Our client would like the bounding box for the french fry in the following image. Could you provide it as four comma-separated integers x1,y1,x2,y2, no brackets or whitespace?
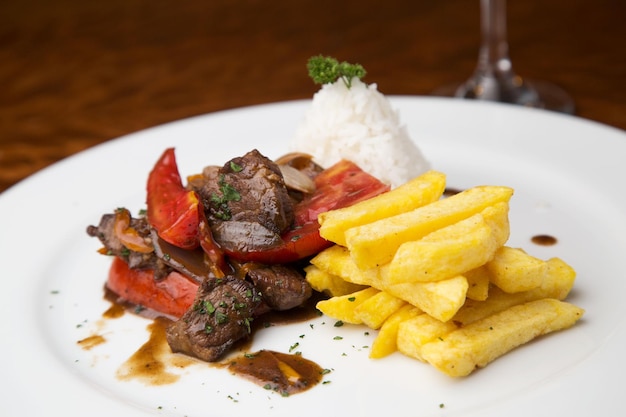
370,304,422,359
453,257,576,325
487,246,547,293
318,170,447,246
310,245,377,286
464,266,491,301
386,203,510,284
384,275,469,322
420,299,585,377
304,265,368,297
539,257,577,300
315,287,380,324
345,185,513,269
480,201,511,248
396,314,458,362
354,291,406,329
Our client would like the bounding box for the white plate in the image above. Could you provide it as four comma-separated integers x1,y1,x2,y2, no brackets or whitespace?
1,97,624,417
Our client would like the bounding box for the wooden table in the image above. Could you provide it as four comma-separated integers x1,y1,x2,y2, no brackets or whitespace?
1,0,624,194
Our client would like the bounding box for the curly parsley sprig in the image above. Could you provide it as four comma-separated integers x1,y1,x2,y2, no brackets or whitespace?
307,55,366,88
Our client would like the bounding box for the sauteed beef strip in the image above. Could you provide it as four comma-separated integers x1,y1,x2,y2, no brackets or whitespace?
86,213,172,279
166,275,262,362
191,149,296,253
247,265,312,311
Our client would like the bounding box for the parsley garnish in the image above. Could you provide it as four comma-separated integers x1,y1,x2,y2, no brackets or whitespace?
216,311,229,324
210,174,241,220
194,300,216,315
307,55,366,88
229,161,243,172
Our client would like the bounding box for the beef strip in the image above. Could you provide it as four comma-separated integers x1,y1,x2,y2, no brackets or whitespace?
192,149,295,253
166,275,262,362
246,264,312,311
86,212,172,279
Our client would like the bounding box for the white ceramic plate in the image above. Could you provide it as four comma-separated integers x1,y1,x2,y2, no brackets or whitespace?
1,97,624,417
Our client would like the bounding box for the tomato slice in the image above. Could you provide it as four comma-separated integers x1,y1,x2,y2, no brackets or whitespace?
224,160,390,264
106,256,197,318
147,148,201,249
295,159,391,224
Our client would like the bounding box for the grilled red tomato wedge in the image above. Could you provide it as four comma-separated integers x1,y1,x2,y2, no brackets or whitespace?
295,159,391,224
107,256,197,318
146,148,201,250
224,159,390,264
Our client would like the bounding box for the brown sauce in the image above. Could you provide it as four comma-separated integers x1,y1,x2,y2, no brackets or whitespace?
221,350,326,396
97,288,328,394
102,300,126,319
531,234,558,246
115,316,196,386
77,334,106,350
443,187,462,197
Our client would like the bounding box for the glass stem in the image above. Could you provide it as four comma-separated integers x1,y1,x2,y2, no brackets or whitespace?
457,0,539,104
479,0,513,80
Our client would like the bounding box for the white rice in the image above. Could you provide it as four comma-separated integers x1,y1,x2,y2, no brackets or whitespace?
290,78,430,188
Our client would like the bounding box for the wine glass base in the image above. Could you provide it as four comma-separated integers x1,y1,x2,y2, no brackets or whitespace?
432,79,575,115
524,80,575,115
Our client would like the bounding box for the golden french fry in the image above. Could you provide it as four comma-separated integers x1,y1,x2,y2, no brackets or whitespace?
318,170,447,246
370,304,422,359
387,203,509,284
396,314,458,362
453,257,576,325
354,291,406,329
539,257,577,300
304,265,368,297
345,185,513,269
384,275,469,322
480,201,511,248
310,245,377,286
420,299,585,377
315,287,380,324
464,266,491,301
487,246,547,293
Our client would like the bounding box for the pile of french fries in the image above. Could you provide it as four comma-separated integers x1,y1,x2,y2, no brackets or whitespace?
306,170,584,377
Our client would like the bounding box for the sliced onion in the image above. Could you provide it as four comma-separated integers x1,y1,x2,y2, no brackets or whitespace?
113,208,154,253
274,152,314,168
279,164,316,194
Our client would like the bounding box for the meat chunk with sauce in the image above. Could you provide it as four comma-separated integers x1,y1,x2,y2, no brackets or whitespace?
247,264,312,311
191,149,295,254
166,275,262,362
86,211,172,279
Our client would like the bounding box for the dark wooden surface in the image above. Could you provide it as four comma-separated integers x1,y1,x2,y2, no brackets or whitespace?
1,0,624,193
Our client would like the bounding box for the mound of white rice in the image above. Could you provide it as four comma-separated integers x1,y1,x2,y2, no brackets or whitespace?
290,78,430,188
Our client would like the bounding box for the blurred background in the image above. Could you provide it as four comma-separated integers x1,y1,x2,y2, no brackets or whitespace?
1,0,624,193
